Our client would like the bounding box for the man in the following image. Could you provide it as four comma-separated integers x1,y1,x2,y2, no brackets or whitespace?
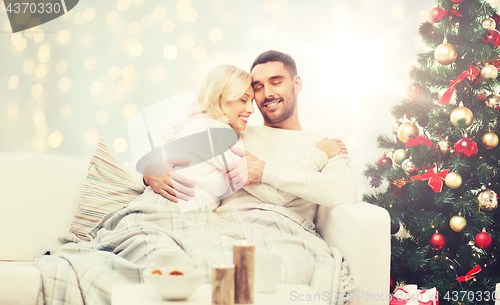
144,50,357,226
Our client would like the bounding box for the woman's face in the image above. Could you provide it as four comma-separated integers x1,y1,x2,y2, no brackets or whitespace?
227,85,254,131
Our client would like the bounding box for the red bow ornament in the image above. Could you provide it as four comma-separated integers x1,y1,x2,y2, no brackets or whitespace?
411,169,450,193
406,136,435,148
438,65,481,104
432,9,462,24
456,265,481,282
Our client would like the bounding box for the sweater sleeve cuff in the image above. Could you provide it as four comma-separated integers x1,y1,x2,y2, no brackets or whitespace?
305,148,329,171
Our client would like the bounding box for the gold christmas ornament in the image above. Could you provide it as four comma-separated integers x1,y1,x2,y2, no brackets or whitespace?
392,149,408,165
450,103,473,127
397,122,419,143
401,159,416,173
434,39,457,65
482,131,499,149
482,17,496,30
445,172,462,189
477,189,498,210
481,65,499,80
438,139,450,154
485,94,500,110
450,215,467,232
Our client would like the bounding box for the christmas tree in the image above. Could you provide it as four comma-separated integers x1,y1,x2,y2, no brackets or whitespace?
363,0,500,304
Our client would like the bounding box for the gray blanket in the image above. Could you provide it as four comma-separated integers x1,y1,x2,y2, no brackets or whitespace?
35,187,340,305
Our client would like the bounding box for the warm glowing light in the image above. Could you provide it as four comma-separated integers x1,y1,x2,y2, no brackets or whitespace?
152,6,167,21
177,0,191,12
31,84,43,98
23,59,35,74
263,0,278,13
15,38,27,51
11,33,22,45
34,64,47,78
128,22,142,35
220,11,234,23
212,0,225,11
123,103,138,118
85,129,100,145
108,65,121,80
33,112,45,127
149,66,166,82
117,0,131,11
8,76,19,89
106,11,119,24
48,131,63,148
60,105,72,119
84,8,96,21
4,20,10,32
141,15,154,28
178,35,195,50
7,102,18,121
58,29,71,44
390,2,404,19
56,60,68,74
114,90,127,103
131,0,144,4
96,109,109,124
113,138,127,153
59,77,72,92
33,30,45,43
129,43,143,57
74,12,85,25
121,65,136,80
184,9,199,22
209,28,223,42
192,47,206,61
163,45,178,59
90,81,104,96
85,57,97,70
161,19,175,33
38,44,51,63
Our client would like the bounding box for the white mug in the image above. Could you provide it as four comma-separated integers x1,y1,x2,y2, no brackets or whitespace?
153,250,190,268
255,252,282,293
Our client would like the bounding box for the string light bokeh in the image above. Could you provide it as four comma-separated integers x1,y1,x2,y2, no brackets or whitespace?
3,0,500,195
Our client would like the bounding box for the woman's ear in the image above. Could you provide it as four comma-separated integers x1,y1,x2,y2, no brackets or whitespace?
293,75,302,94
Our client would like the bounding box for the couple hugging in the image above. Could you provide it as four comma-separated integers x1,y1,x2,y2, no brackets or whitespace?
141,50,358,227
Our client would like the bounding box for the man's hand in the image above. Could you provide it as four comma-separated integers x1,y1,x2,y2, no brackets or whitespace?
227,147,266,188
315,137,348,159
143,158,195,203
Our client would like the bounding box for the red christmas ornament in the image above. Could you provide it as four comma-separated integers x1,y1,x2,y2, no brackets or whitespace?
492,14,500,31
377,156,393,170
429,233,446,250
390,277,396,293
474,232,492,249
454,137,478,157
429,7,444,23
451,0,464,3
482,30,500,49
406,83,422,100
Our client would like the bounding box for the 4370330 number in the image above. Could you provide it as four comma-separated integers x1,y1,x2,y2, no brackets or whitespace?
5,2,62,14
443,290,497,302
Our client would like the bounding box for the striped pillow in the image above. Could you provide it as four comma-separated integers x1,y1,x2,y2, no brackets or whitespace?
69,139,145,241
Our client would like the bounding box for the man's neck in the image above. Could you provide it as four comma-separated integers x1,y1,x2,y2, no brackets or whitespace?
263,118,302,130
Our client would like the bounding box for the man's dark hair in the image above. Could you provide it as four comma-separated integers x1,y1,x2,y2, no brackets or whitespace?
250,50,297,78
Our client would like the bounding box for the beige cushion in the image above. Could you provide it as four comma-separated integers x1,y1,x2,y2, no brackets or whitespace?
0,153,89,261
69,139,145,241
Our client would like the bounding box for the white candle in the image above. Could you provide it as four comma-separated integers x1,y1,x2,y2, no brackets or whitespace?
212,263,235,305
233,240,255,304
495,283,500,305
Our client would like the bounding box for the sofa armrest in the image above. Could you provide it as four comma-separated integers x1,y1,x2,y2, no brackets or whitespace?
315,202,390,305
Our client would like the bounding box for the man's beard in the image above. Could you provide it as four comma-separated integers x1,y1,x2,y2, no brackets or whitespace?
260,94,296,124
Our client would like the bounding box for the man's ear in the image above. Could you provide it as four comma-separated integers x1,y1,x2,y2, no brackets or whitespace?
293,75,302,94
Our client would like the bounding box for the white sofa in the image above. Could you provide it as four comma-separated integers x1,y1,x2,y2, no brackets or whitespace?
0,152,391,305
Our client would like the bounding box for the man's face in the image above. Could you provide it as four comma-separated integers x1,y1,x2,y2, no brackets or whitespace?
251,61,298,124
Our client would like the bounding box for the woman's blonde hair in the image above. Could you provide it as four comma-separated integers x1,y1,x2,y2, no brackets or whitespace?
160,65,251,143
197,65,252,124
